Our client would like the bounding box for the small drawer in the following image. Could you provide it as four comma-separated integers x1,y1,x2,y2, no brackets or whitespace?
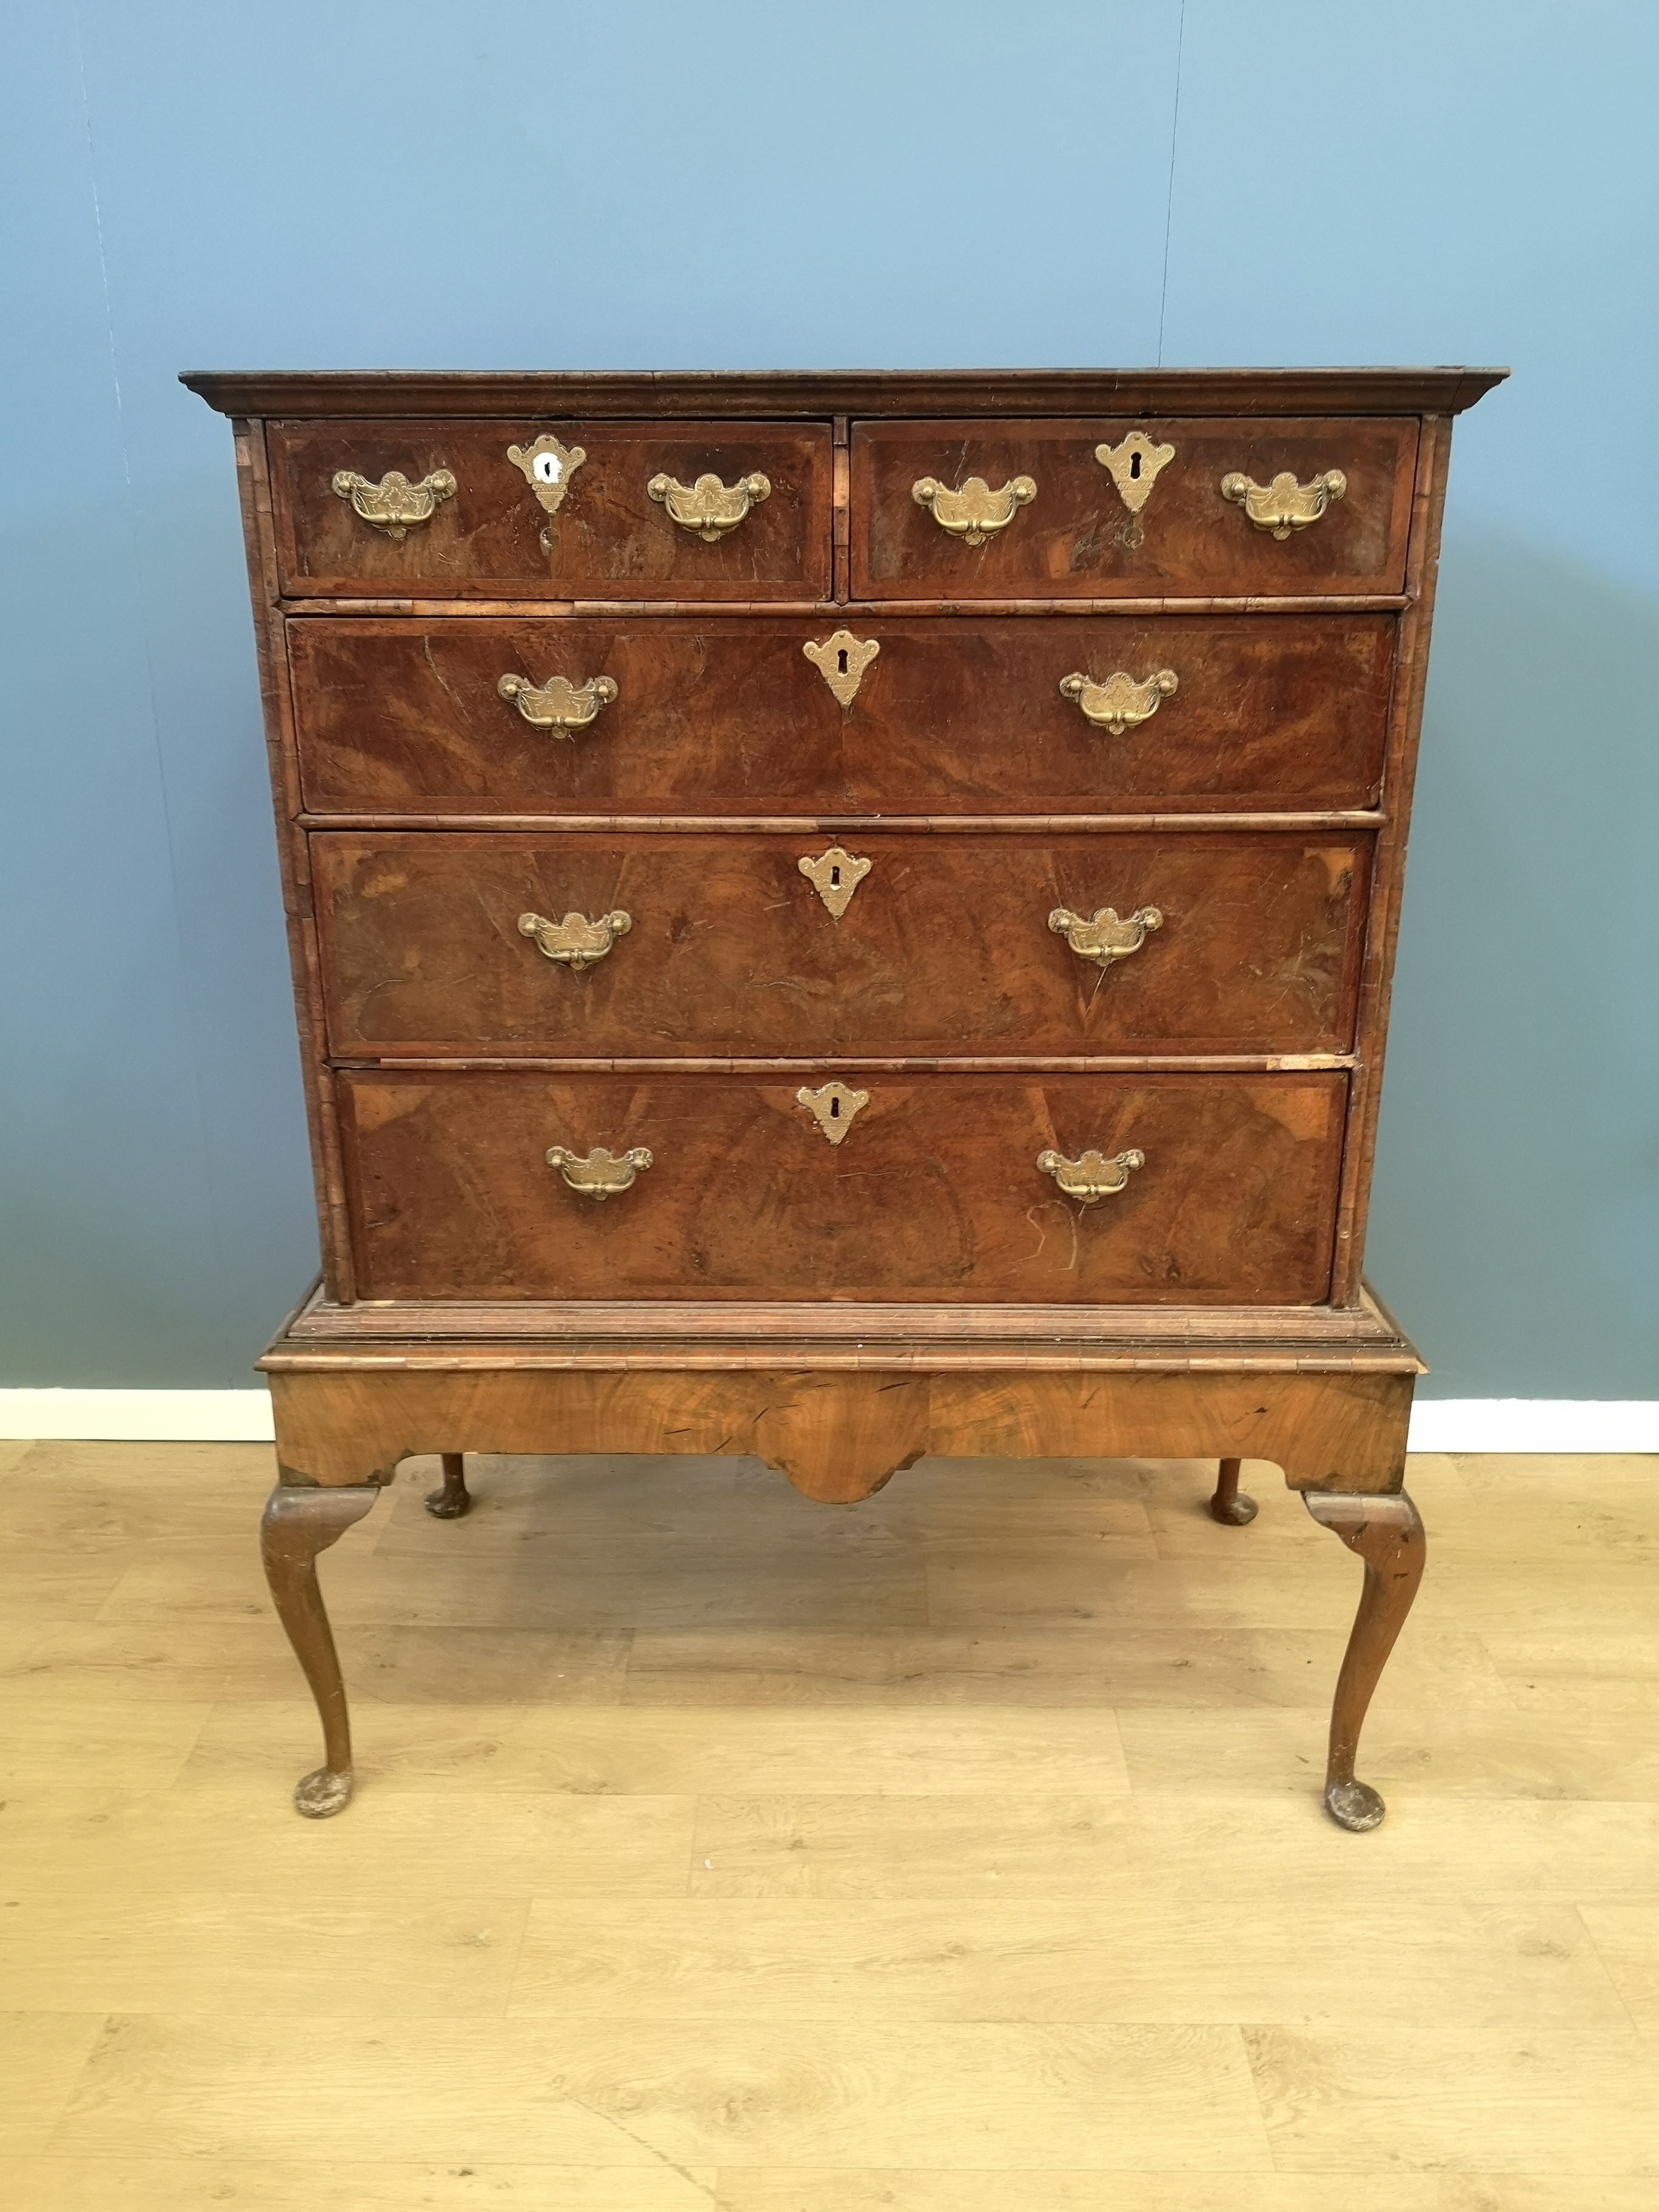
314,830,1371,1059
336,1068,1347,1304
290,612,1395,816
268,418,833,600
851,417,1418,598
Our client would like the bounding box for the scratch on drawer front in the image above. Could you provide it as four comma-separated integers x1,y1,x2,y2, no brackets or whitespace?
422,634,463,705
1027,1201,1080,1275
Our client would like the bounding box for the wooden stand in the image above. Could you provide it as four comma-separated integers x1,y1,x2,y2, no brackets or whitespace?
181,367,1495,1845
258,1282,1424,1831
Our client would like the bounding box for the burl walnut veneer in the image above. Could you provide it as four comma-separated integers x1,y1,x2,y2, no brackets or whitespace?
184,366,1504,1826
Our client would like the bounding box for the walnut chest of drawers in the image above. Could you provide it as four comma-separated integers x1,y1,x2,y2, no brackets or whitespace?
185,366,1504,1824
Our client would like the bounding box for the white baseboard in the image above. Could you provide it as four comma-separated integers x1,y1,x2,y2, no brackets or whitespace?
1404,1400,1659,1453
0,1389,1655,1453
0,1389,276,1441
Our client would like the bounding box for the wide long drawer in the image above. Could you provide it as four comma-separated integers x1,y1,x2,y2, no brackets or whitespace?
315,830,1370,1058
335,1068,1346,1304
853,416,1418,598
289,612,1396,816
269,418,833,600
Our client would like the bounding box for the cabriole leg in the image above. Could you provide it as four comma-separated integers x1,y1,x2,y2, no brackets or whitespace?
1208,1456,1258,1525
424,1452,472,1520
1304,1488,1426,1831
260,1482,382,1818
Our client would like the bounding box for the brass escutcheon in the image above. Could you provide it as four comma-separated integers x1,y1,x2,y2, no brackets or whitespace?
1094,431,1175,547
911,473,1036,546
797,1081,870,1146
508,434,586,551
497,671,618,737
803,629,880,707
517,909,632,973
799,845,871,919
331,467,456,538
1048,904,1164,971
1220,468,1347,539
1036,1146,1146,1202
507,432,586,514
1094,432,1176,515
1059,668,1179,736
545,1144,653,1199
648,470,771,541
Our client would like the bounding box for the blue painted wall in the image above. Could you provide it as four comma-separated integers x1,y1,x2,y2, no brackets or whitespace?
3,1,1655,1395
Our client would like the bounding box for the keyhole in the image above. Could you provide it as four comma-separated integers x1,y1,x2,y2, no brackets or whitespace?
535,452,561,484
837,647,849,674
830,1096,840,1118
831,865,841,887
1129,451,1142,479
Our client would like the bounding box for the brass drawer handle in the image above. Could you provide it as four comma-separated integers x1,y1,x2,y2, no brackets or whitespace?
1059,668,1178,736
331,468,456,538
497,671,618,737
1048,903,1163,971
518,909,632,972
545,1144,652,1199
1036,1146,1145,1202
648,470,771,541
911,473,1036,546
1221,468,1347,539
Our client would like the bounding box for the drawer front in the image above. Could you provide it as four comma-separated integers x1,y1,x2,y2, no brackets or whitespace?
269,419,833,600
315,831,1370,1059
337,1069,1346,1304
852,417,1418,598
291,612,1394,815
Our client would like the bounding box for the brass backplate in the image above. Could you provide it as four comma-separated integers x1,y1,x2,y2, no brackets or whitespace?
1059,668,1179,737
798,845,872,919
518,909,632,972
1036,1146,1146,1202
497,671,618,737
1221,468,1347,538
911,473,1036,546
797,1082,870,1145
648,470,771,541
1048,904,1164,971
545,1144,653,1199
803,629,880,707
331,468,456,538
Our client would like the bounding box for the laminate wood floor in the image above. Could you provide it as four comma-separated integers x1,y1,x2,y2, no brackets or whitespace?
1,1439,1655,2208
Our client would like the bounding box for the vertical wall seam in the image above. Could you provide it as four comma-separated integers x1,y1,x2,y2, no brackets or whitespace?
1156,0,1187,367
70,2,236,1377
